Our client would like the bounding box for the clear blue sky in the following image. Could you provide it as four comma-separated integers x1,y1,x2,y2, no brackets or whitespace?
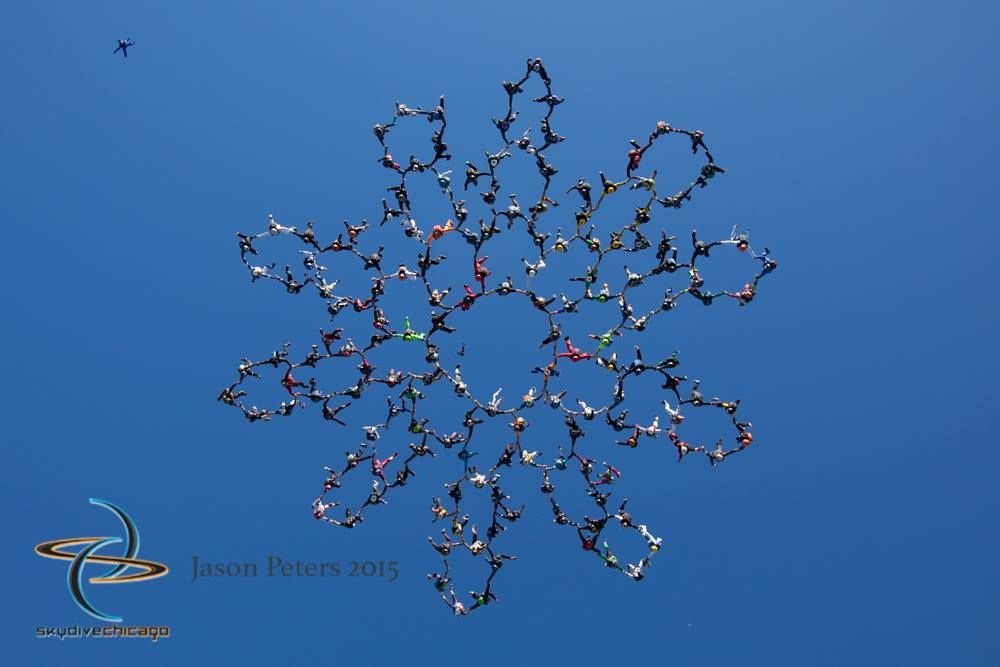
3,1,998,665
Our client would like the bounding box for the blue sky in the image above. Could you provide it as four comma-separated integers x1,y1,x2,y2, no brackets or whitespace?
3,1,998,665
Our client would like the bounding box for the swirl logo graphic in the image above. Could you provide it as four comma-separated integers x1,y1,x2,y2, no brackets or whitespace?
34,499,168,623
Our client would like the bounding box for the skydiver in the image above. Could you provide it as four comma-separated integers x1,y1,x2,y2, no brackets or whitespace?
626,139,645,175
663,400,685,425
707,438,735,466
217,386,246,405
249,262,277,282
322,400,351,426
267,213,297,235
522,256,546,278
691,229,722,260
695,162,726,188
556,337,590,362
606,409,630,432
113,38,135,58
753,247,779,277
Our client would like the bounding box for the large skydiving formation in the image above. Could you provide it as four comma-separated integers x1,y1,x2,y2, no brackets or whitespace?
219,58,778,616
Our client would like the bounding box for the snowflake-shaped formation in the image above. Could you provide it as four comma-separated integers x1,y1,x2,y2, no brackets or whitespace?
219,58,778,616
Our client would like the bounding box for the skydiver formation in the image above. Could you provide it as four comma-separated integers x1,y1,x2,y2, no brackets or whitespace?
220,58,777,616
